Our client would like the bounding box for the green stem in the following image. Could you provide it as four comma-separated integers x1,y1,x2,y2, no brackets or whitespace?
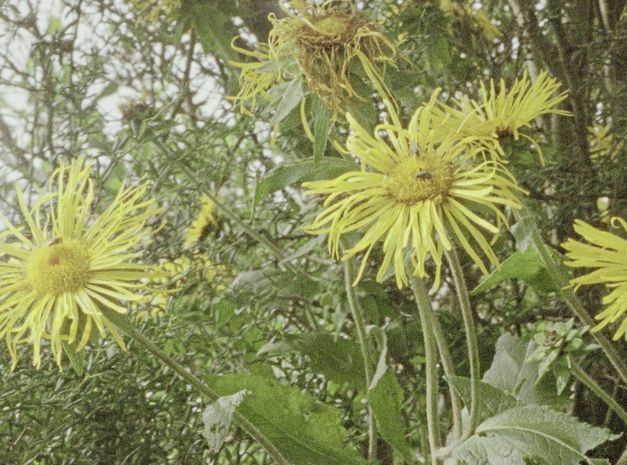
411,275,442,465
102,308,290,465
412,277,463,441
526,217,627,384
567,357,627,425
177,163,309,281
344,258,377,462
444,247,480,438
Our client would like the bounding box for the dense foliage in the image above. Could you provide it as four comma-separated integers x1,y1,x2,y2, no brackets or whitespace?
0,1,625,464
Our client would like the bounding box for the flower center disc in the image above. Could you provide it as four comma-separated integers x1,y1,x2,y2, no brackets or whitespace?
384,156,454,205
298,13,366,47
27,240,91,295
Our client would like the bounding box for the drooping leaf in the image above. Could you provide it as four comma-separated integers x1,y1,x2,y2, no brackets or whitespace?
368,371,412,459
448,376,518,423
311,95,332,161
255,158,358,203
270,78,304,126
206,374,367,465
454,405,619,465
203,390,248,451
472,250,558,294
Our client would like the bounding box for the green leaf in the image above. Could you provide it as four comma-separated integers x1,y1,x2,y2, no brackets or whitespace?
270,78,304,126
311,95,332,161
62,341,85,377
454,405,620,465
368,371,412,459
203,390,248,451
206,374,366,465
255,158,357,203
471,250,559,295
287,332,366,390
482,333,566,407
448,376,519,423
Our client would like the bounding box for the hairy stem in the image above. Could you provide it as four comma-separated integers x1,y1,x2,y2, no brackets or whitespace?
445,247,481,438
412,276,463,441
411,275,442,465
102,308,290,465
568,357,627,425
344,258,378,461
525,217,627,384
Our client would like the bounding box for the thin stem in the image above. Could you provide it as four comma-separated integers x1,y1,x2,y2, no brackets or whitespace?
526,217,627,384
412,276,463,441
567,357,627,425
444,247,480,438
102,308,290,465
344,258,377,462
411,275,441,465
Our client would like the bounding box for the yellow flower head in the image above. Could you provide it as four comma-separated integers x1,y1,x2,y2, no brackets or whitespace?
231,0,396,114
127,0,181,22
0,158,159,369
304,92,523,288
439,0,501,42
562,218,627,340
184,194,218,248
435,71,569,162
588,124,624,161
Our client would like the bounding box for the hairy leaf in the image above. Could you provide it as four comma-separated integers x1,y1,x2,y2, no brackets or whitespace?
454,405,619,465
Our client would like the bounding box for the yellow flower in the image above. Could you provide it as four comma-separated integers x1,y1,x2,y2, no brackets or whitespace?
439,0,501,42
304,92,522,288
434,71,569,161
588,124,623,161
127,0,180,22
0,158,159,368
231,1,396,116
184,194,218,248
562,218,627,340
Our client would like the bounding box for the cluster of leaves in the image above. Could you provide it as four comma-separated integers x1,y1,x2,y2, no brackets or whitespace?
0,0,625,464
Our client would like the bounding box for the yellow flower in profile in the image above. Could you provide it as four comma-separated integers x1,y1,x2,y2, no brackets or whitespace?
434,71,569,161
0,158,159,368
184,194,218,248
304,93,523,288
588,124,623,161
127,0,180,22
562,218,627,340
231,0,396,115
439,0,501,42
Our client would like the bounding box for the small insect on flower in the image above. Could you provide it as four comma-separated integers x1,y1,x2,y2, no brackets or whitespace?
562,217,627,341
231,0,396,119
303,92,523,288
0,158,160,369
433,70,569,163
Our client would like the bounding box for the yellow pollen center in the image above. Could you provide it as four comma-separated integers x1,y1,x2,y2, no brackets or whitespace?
27,240,91,295
384,156,454,205
313,16,353,37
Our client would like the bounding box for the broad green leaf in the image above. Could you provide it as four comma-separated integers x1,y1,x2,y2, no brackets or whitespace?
206,374,366,465
311,95,332,161
448,376,518,423
368,371,412,459
287,332,366,390
472,250,558,295
255,158,358,203
482,333,566,407
203,390,248,451
454,405,619,465
270,78,304,126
